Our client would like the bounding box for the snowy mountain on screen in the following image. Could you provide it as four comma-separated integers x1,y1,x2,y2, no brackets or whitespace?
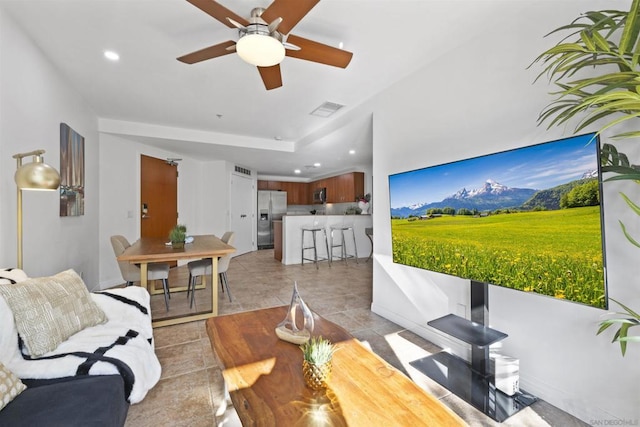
391,179,537,217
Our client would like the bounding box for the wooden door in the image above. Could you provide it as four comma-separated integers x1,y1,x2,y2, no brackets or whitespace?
141,155,178,240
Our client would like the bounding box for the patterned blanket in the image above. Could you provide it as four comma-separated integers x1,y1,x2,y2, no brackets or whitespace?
0,282,161,404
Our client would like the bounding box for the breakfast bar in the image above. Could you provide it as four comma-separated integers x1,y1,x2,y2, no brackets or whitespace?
280,215,372,264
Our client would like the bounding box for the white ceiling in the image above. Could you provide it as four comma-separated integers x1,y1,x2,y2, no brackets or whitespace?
0,0,492,180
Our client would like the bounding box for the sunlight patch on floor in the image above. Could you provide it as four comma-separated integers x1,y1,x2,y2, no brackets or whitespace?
383,331,446,393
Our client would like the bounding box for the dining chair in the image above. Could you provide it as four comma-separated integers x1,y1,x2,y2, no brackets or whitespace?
187,231,235,307
110,235,172,311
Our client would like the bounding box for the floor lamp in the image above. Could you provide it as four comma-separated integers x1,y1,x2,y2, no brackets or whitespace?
13,149,61,270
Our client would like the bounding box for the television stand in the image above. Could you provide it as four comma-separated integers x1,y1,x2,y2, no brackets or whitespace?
409,281,537,422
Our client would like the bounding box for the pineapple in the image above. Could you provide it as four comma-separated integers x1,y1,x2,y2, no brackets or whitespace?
300,336,337,390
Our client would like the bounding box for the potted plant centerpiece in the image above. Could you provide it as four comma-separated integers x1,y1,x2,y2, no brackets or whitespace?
300,336,337,390
169,224,187,249
531,0,640,354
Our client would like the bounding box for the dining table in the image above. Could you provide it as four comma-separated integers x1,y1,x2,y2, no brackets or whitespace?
116,234,235,327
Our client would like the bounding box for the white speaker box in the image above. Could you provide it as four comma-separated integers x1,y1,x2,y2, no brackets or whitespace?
490,354,520,396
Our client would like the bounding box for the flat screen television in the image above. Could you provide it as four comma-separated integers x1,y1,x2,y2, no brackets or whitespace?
388,133,607,309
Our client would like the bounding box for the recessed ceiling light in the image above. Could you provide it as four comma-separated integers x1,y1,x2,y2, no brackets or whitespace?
339,42,344,49
294,169,301,174
313,162,321,167
349,149,356,155
104,50,120,61
275,136,282,141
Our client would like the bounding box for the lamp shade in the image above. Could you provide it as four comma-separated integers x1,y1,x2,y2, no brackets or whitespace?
15,160,61,190
236,34,285,67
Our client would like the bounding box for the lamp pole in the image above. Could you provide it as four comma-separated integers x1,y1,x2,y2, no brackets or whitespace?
16,170,24,270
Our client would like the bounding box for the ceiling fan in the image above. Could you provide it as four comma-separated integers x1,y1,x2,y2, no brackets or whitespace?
177,0,353,90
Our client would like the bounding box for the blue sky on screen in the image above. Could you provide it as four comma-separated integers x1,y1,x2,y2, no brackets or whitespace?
389,133,598,208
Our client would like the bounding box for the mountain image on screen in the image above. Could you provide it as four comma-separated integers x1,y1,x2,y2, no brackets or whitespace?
391,173,598,218
387,132,607,309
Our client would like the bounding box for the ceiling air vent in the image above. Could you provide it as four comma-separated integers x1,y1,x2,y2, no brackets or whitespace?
310,101,344,118
234,165,252,176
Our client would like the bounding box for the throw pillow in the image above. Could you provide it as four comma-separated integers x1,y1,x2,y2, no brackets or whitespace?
0,268,28,285
0,361,26,411
0,269,107,357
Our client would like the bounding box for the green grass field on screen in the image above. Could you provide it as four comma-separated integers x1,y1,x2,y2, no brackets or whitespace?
391,206,606,308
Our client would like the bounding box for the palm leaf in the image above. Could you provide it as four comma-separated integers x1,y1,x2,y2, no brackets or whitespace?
618,336,640,342
619,220,640,248
611,298,640,319
619,0,640,53
620,192,640,216
535,3,640,355
532,0,640,139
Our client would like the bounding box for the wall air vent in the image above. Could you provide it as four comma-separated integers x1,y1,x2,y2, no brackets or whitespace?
310,101,344,118
234,165,252,176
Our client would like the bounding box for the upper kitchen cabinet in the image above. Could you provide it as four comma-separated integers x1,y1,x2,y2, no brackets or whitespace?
258,180,310,205
257,180,281,191
325,172,364,203
280,182,309,205
258,172,364,205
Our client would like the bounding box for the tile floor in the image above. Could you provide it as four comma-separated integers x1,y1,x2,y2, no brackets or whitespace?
124,249,589,427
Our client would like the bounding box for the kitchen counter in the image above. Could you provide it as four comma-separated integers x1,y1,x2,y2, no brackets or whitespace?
281,215,373,265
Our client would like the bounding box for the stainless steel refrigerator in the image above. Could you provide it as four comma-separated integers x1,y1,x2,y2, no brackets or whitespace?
257,190,287,249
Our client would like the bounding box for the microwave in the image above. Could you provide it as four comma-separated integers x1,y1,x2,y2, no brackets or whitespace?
312,187,326,204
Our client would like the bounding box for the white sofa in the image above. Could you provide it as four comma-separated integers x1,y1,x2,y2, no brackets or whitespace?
0,268,161,425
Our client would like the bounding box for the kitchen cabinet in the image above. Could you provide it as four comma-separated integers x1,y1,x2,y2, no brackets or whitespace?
257,180,281,191
322,172,364,203
282,182,309,205
258,180,310,205
259,172,364,205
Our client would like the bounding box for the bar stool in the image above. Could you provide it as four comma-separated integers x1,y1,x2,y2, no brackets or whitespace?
301,218,330,268
365,227,373,262
330,218,358,264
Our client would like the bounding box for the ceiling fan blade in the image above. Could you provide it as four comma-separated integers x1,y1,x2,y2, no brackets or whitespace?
258,64,283,90
177,40,236,64
261,0,320,35
285,34,353,68
186,0,249,28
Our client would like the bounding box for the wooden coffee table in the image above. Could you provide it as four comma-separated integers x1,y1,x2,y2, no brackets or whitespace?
206,306,466,426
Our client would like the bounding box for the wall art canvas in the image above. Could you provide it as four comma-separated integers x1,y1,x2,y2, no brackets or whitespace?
60,123,85,216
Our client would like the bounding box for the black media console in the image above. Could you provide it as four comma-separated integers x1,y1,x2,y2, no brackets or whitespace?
409,281,537,422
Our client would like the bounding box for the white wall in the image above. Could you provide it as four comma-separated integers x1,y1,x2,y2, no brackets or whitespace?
369,1,639,423
0,8,252,291
0,9,100,287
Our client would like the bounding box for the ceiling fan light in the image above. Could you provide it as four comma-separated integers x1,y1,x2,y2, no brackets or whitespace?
236,34,285,67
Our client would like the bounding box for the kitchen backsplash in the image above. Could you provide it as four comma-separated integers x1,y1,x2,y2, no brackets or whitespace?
287,202,368,216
